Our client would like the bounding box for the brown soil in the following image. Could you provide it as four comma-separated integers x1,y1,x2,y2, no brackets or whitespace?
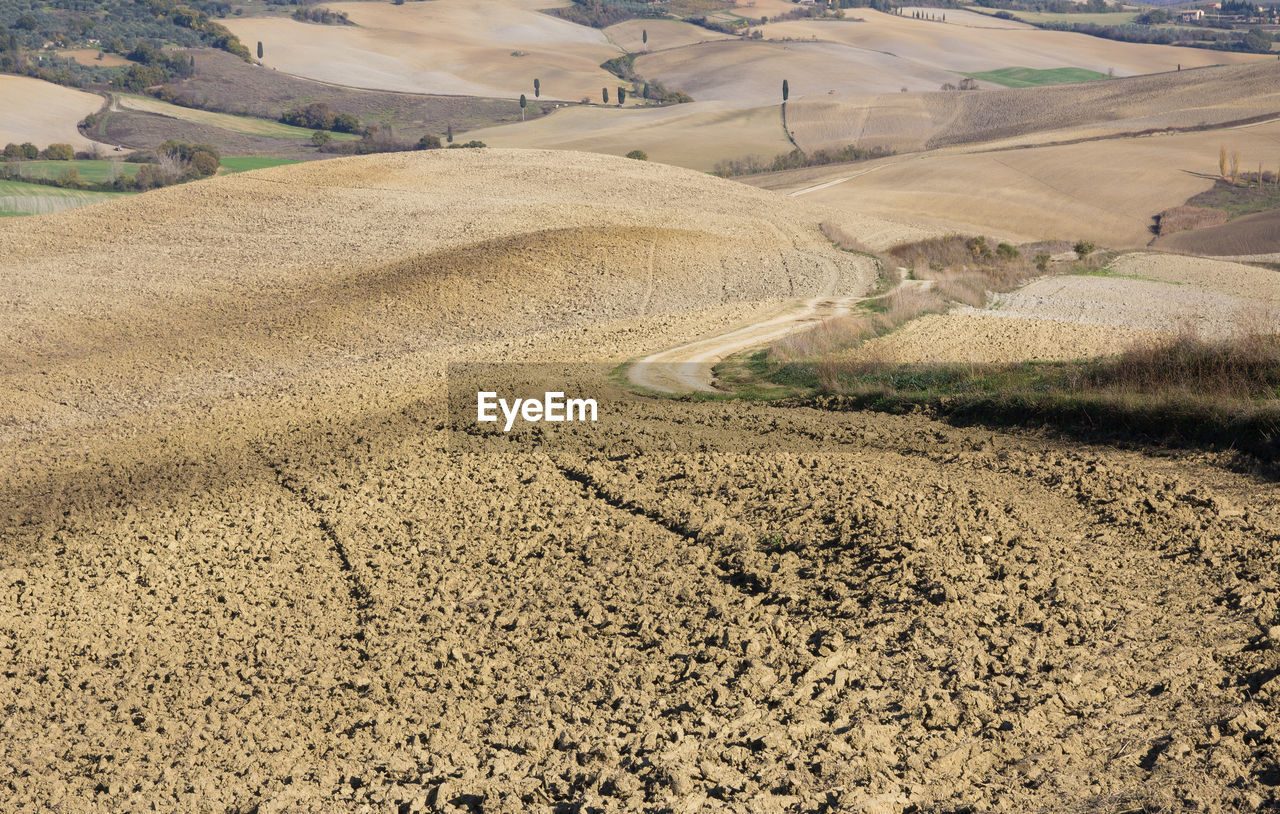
1154,208,1280,257
158,48,545,135
1,151,1277,813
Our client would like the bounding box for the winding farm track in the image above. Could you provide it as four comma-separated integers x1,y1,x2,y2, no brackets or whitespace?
627,294,863,393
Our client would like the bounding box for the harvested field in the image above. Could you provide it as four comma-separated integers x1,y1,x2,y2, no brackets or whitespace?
1154,208,1280,257
225,0,622,100
115,93,359,141
56,48,134,68
757,116,1280,248
83,108,323,157
760,12,1267,81
898,6,1036,28
463,101,795,171
604,19,734,51
983,272,1278,339
849,312,1162,363
1,150,1278,812
778,60,1280,154
160,49,542,134
965,7,1139,26
1109,251,1280,299
634,39,965,99
0,75,105,150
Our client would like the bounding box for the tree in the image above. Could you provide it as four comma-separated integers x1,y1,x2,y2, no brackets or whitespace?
602,87,609,104
533,78,540,98
617,87,625,105
1230,150,1239,184
257,41,263,59
417,134,442,149
782,79,789,102
311,130,332,147
20,143,38,160
642,28,648,46
519,93,527,121
41,143,74,161
332,113,360,134
1219,145,1228,179
2,144,21,159
189,149,219,176
626,149,648,160
446,124,453,143
1073,240,1095,259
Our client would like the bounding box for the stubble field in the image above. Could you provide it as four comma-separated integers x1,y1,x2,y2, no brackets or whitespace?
225,0,622,101
0,151,1277,813
0,75,106,150
751,110,1280,249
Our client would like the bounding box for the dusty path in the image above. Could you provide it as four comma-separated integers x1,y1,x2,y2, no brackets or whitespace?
627,293,863,393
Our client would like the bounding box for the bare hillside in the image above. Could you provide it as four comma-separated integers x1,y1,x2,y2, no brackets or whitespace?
0,151,1276,813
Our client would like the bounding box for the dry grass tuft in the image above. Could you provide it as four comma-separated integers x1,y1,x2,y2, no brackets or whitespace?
1157,205,1228,236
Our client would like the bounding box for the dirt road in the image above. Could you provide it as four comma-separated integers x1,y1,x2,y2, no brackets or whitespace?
627,293,865,393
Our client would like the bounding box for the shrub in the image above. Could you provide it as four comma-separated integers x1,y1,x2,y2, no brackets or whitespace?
311,130,332,147
1073,240,1096,258
282,104,359,134
1156,206,1228,236
965,236,991,259
42,143,74,161
625,149,648,160
1034,253,1051,272
417,134,442,150
332,113,360,134
447,140,487,149
57,167,83,188
134,163,173,190
995,242,1020,260
189,150,219,177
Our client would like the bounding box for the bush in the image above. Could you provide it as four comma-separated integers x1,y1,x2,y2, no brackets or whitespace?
189,149,219,177
1034,253,1051,272
995,242,1020,260
712,143,893,178
282,104,360,134
1073,240,1096,258
625,149,648,160
447,140,487,149
416,134,442,150
40,143,75,161
57,167,84,188
333,113,360,134
311,130,332,147
134,163,173,190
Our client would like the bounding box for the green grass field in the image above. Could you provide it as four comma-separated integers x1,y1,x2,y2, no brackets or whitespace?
13,160,141,184
0,179,131,217
117,94,360,141
965,66,1112,87
218,157,304,173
